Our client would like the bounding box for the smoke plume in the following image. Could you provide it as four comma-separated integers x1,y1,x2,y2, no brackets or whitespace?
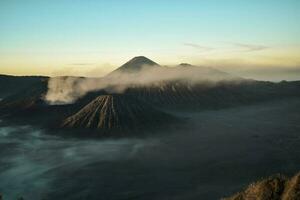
45,65,236,104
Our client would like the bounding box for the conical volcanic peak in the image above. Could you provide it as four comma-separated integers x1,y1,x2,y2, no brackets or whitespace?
112,56,160,74
62,94,175,133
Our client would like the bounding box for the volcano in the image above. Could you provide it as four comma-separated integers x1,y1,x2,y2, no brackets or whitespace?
109,56,160,74
62,94,176,134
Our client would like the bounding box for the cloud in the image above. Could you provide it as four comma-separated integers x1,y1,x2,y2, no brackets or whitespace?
184,43,214,52
184,42,268,53
69,63,95,66
45,65,234,105
195,57,300,81
50,63,115,77
231,42,269,52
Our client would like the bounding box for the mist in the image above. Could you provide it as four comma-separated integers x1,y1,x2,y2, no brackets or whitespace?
0,124,160,200
1,98,300,200
45,65,235,104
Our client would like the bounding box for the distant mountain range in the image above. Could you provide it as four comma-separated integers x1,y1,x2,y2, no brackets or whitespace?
1,56,300,136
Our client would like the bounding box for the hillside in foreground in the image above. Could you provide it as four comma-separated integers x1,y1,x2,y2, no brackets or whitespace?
223,172,300,200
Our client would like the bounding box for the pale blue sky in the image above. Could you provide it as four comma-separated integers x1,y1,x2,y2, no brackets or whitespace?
0,0,299,78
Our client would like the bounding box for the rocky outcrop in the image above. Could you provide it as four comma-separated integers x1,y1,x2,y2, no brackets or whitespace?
223,172,300,200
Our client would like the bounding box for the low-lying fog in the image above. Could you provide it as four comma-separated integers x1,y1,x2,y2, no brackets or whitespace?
1,98,300,200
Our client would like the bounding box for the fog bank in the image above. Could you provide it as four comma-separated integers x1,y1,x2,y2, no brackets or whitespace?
1,98,300,200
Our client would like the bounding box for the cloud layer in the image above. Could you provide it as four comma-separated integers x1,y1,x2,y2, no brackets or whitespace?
231,42,269,52
45,65,234,105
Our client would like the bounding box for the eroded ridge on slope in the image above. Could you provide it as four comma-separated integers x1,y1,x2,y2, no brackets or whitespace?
62,94,176,133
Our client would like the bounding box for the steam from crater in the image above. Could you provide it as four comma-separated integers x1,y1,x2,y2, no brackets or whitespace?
45,64,236,105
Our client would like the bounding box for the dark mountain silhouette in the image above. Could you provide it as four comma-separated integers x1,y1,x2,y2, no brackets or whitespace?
109,56,160,75
62,94,176,134
124,79,300,110
223,172,300,200
0,78,48,112
0,74,47,98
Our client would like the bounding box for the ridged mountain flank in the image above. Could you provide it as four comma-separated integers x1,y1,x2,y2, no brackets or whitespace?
62,94,175,133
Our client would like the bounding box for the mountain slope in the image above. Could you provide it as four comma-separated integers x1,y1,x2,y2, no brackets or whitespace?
124,80,300,110
0,78,48,112
223,172,300,200
62,94,176,134
0,74,48,98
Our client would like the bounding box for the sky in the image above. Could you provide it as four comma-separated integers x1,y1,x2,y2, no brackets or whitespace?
0,0,300,80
